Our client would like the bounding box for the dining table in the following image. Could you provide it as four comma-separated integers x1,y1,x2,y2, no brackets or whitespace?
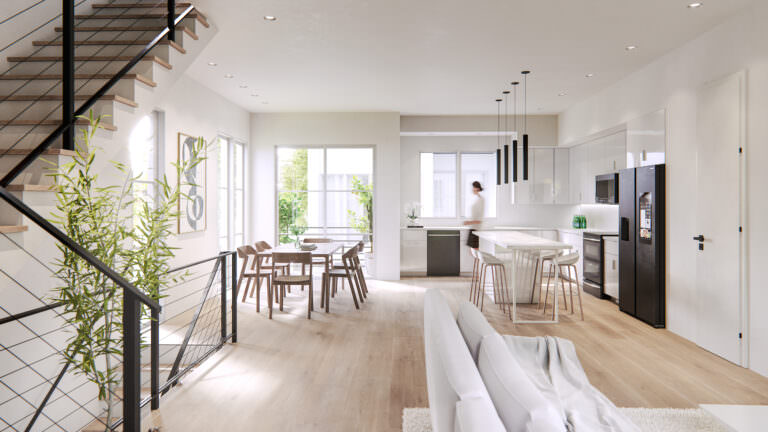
259,242,344,313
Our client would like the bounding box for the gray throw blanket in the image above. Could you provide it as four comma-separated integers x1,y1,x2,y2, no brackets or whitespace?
504,335,641,432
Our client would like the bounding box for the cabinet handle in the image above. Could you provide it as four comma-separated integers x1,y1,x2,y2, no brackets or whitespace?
612,260,616,270
613,160,616,170
642,150,647,161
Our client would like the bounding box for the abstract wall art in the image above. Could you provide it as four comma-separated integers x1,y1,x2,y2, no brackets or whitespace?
178,132,207,234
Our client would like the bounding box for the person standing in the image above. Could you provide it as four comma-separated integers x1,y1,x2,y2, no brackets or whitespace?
464,181,485,249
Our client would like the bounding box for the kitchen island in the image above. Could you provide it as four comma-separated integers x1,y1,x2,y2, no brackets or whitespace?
475,230,572,323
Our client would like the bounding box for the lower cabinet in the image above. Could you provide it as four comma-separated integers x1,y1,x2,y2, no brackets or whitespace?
400,229,427,276
603,237,619,300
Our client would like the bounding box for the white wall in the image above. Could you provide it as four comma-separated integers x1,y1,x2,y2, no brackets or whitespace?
250,112,401,280
559,2,768,376
157,74,250,266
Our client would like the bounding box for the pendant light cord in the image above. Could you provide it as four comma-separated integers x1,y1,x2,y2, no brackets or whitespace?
523,73,527,133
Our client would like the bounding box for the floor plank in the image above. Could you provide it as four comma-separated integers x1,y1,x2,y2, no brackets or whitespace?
146,277,768,431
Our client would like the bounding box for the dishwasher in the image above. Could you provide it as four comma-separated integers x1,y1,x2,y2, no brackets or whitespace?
426,230,460,276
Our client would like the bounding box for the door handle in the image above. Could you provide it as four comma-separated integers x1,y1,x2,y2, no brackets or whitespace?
693,235,705,242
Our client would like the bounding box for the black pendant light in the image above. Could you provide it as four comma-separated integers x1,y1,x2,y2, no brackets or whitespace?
522,70,530,181
495,98,502,186
511,81,519,183
503,90,510,184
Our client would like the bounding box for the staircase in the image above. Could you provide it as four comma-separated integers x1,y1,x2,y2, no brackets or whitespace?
0,1,221,431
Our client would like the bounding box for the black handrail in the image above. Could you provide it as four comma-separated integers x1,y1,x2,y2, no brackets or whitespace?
0,3,195,186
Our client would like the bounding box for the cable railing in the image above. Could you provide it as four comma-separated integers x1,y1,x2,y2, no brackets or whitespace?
0,1,219,431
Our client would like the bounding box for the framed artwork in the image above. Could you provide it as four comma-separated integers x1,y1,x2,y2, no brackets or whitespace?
177,132,207,234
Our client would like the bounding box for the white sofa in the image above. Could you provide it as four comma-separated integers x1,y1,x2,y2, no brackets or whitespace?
423,289,639,432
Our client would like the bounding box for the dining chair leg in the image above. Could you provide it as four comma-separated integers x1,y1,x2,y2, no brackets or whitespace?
256,277,261,313
351,269,365,304
501,265,512,320
308,282,313,319
268,281,273,319
279,285,284,312
542,263,554,313
346,272,360,309
357,267,368,298
325,274,330,313
240,276,250,302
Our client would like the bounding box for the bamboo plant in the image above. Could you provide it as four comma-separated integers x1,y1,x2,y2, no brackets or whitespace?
49,112,205,430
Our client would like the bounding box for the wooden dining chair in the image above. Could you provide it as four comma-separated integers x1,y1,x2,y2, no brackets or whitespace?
236,246,272,312
271,252,314,319
352,241,368,298
323,246,361,312
303,237,334,272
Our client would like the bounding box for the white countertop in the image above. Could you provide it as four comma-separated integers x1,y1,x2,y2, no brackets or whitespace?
475,230,572,250
402,226,618,236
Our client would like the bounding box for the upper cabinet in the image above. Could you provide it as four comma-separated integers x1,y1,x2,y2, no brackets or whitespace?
627,109,666,167
568,130,627,204
512,147,570,205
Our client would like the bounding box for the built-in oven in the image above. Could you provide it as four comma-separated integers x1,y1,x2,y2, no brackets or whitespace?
595,173,619,204
582,233,605,298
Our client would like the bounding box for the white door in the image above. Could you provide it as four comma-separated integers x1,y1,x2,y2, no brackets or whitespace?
694,72,745,366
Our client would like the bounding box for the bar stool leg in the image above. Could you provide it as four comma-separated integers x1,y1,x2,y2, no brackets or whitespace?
529,258,539,303
470,258,478,302
542,263,553,314
479,265,487,311
567,266,575,315
574,266,584,320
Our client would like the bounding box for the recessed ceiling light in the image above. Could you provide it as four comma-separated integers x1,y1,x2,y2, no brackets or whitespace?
264,15,277,21
688,2,703,8
625,45,637,51
224,73,234,79
262,101,269,104
239,84,248,88
251,94,259,97
558,92,568,97
585,73,594,78
207,61,217,67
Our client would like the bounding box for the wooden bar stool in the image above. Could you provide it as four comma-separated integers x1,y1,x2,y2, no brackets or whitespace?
530,250,557,305
469,248,481,305
324,246,361,312
476,252,509,313
542,252,583,320
271,252,314,319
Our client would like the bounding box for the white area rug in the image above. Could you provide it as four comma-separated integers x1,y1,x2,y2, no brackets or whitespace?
402,407,731,432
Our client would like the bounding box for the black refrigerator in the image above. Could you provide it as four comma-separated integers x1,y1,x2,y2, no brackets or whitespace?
618,164,665,328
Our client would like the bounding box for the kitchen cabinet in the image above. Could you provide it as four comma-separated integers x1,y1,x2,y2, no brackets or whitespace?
400,229,427,275
627,109,665,167
603,237,619,300
513,148,569,205
531,148,554,204
554,148,570,204
568,131,627,204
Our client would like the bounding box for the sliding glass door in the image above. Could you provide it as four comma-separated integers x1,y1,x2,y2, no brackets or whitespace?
277,147,373,250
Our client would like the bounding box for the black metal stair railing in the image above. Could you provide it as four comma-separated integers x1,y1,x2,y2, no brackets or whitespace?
0,1,224,431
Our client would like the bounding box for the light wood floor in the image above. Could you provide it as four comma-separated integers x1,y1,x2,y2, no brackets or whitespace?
146,277,768,431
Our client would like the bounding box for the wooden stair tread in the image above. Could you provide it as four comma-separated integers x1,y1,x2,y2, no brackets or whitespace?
32,39,186,54
0,148,76,156
0,73,157,87
0,94,138,107
0,226,28,234
93,2,192,8
7,55,172,70
6,184,55,192
54,25,198,40
0,119,117,131
75,12,209,27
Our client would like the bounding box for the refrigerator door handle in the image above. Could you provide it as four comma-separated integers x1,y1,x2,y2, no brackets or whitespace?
620,217,630,241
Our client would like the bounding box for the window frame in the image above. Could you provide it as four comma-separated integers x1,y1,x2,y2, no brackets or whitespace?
274,145,375,245
418,150,497,220
218,135,246,252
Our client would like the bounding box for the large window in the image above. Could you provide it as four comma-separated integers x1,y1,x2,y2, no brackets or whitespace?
129,111,161,224
460,153,496,218
218,137,245,251
277,147,373,246
419,151,496,218
420,153,457,218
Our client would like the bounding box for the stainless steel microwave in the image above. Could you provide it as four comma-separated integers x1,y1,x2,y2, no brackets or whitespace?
595,173,619,204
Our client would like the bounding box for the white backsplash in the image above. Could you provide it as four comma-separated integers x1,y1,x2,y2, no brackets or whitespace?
576,204,620,231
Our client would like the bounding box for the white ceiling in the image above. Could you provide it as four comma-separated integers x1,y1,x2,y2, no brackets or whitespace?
188,0,752,115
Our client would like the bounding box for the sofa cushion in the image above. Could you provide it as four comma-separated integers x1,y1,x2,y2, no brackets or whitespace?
477,333,567,432
457,301,496,363
423,289,505,432
454,397,507,432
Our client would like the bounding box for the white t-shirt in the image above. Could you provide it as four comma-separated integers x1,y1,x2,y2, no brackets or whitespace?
469,194,485,230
